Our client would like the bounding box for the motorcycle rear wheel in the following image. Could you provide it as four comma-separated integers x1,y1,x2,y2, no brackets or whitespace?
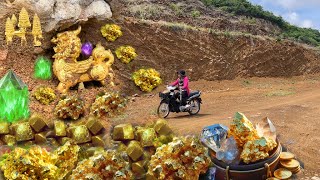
188,99,201,115
157,102,170,118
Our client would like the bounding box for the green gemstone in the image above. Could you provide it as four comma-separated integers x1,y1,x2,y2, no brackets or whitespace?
0,70,30,122
34,56,52,80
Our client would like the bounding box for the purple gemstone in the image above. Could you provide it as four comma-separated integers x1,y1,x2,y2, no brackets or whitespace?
81,42,93,56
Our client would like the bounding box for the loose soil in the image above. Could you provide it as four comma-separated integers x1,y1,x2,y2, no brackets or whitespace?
120,75,320,178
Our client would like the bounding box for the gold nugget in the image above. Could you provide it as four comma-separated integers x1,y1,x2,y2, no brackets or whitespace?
12,121,34,142
0,122,10,134
68,125,91,144
228,112,260,147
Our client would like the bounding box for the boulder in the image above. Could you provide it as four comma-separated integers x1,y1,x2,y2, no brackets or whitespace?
12,0,112,32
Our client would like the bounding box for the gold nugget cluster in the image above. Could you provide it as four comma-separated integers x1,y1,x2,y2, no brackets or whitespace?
5,7,43,46
229,112,277,163
54,96,85,120
70,150,133,179
147,136,211,180
1,141,79,180
33,86,56,105
111,119,174,178
51,26,115,93
0,114,107,148
90,92,128,118
132,68,162,92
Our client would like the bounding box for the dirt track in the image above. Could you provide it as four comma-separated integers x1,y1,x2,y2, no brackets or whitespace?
120,75,320,178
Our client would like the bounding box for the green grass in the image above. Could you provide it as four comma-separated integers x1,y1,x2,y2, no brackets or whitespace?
265,90,295,97
170,3,183,15
242,79,253,87
191,10,201,18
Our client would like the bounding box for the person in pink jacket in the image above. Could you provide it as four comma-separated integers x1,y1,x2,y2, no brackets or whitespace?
170,70,190,106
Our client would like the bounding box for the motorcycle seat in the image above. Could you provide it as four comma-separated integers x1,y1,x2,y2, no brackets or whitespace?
188,91,200,98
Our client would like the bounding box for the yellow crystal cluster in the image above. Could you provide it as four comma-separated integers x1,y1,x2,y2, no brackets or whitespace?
115,45,138,64
54,96,85,120
132,68,162,92
1,141,79,180
90,92,127,118
228,112,260,147
228,112,277,164
33,86,56,105
101,24,123,42
70,150,132,180
240,137,277,164
147,136,211,180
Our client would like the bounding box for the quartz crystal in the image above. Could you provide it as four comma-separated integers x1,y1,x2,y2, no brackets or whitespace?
201,124,228,152
256,117,277,141
215,136,240,164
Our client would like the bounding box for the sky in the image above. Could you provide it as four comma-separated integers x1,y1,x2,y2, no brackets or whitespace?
249,0,320,30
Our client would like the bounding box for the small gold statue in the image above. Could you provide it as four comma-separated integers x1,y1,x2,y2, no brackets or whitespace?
5,7,43,46
5,18,14,45
51,26,115,94
32,14,43,46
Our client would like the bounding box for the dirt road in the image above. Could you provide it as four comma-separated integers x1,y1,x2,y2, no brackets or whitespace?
119,75,320,178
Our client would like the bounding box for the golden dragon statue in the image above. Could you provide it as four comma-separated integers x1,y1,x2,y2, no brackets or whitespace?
51,26,115,93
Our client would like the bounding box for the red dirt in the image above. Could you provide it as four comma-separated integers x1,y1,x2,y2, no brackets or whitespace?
119,75,320,178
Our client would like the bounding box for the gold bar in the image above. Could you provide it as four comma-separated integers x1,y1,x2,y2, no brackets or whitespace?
92,135,106,147
154,119,172,135
69,125,91,144
58,137,73,145
29,114,47,132
12,122,34,142
86,116,104,135
54,120,67,137
35,133,46,144
132,160,146,176
0,122,10,134
126,140,143,162
140,128,157,147
2,134,16,146
112,124,134,140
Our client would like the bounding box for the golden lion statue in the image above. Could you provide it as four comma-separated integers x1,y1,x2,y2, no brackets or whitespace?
51,26,115,93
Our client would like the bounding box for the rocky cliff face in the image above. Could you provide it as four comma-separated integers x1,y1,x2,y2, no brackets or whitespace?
77,19,320,83
9,0,112,32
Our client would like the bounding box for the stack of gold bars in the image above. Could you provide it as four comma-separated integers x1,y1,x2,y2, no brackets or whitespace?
0,114,107,147
111,119,175,178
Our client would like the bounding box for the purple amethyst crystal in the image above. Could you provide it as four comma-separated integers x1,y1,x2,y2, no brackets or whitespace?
81,42,93,56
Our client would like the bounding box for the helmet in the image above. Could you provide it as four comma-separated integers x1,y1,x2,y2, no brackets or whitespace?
177,70,186,76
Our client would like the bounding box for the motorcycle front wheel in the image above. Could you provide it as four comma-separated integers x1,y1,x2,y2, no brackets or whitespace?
188,99,201,115
157,102,170,118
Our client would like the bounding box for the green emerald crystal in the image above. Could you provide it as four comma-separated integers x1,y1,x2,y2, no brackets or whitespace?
34,56,52,80
0,70,30,122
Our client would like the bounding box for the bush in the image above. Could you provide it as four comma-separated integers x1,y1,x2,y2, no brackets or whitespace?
191,10,201,18
202,0,320,46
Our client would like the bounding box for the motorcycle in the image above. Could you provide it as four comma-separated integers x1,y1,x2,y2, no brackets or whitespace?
157,85,202,118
